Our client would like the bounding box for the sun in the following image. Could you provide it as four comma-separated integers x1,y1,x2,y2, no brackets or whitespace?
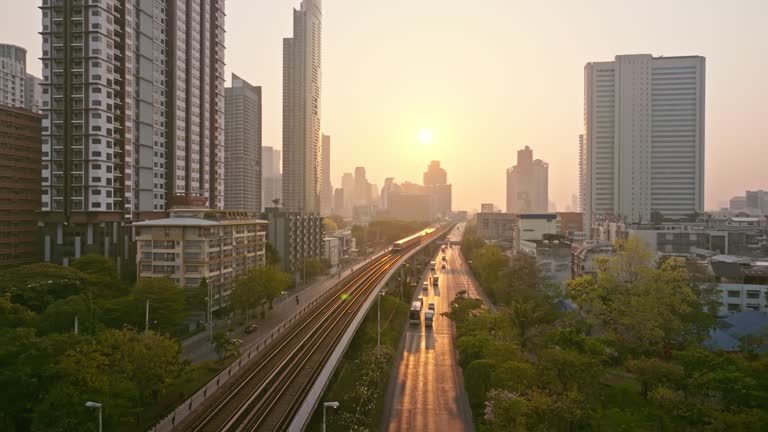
418,128,433,144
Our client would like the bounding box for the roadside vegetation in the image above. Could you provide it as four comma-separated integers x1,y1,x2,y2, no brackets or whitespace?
0,256,289,431
454,231,768,431
308,292,412,432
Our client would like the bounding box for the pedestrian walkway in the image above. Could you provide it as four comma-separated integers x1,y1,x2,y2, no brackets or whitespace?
182,253,385,363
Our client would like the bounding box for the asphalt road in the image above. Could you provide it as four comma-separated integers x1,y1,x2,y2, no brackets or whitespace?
384,223,486,432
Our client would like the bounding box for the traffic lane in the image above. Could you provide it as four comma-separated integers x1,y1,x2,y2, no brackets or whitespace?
386,246,471,432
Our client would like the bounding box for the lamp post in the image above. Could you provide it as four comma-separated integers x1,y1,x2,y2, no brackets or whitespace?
322,401,339,432
85,401,102,432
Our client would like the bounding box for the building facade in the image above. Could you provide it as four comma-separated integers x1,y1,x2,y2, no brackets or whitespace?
423,160,447,186
476,212,517,241
282,0,322,213
225,73,262,212
0,44,28,109
506,146,548,213
582,54,706,233
262,146,282,211
387,193,432,222
320,134,333,216
263,207,324,276
134,205,266,310
40,0,226,267
0,105,42,267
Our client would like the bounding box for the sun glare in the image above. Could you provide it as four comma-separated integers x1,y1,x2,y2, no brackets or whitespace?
418,128,433,144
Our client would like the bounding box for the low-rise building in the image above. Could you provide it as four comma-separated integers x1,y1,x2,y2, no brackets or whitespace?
709,254,768,316
476,212,516,241
133,206,267,310
324,236,341,272
557,212,584,242
263,207,324,277
516,213,559,249
518,236,572,289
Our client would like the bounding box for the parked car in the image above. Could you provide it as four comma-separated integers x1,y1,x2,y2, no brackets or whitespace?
245,324,259,334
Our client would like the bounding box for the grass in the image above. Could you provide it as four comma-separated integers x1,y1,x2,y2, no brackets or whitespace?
306,294,411,432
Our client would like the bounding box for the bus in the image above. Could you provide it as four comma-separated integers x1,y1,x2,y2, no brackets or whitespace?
409,301,422,325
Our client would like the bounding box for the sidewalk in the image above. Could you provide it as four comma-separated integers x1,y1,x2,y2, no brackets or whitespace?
181,254,384,363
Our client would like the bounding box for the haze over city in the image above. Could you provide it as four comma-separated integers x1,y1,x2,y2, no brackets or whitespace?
2,0,767,211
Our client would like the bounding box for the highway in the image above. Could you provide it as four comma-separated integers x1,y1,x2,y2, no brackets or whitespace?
172,228,447,432
384,223,490,432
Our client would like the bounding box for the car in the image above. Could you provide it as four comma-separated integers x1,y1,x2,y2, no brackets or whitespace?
231,338,243,345
245,324,259,334
428,302,435,311
422,282,429,291
441,263,446,269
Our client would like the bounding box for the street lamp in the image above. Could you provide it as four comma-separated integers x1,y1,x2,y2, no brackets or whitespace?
322,401,340,432
85,401,102,432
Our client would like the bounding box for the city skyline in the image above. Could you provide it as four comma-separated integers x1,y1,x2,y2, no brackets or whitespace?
1,0,767,211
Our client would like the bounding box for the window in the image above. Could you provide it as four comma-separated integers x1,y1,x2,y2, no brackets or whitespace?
727,290,741,298
91,189,101,195
91,202,102,208
746,291,761,299
727,303,741,312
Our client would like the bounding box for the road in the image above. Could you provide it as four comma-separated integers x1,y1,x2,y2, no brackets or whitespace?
383,223,490,432
182,256,378,363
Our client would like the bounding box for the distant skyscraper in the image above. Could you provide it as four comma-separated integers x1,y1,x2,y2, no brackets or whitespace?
262,147,282,211
283,0,322,213
506,146,548,213
423,160,447,186
0,44,27,109
578,134,586,212
341,172,354,216
320,134,333,215
353,167,370,206
225,74,262,212
583,54,705,233
40,0,226,266
24,74,42,113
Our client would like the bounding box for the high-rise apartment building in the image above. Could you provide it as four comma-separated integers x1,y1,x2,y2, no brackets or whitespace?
283,0,322,213
506,146,548,213
340,172,354,216
578,134,586,212
40,0,225,267
225,73,261,212
582,54,705,234
320,134,333,215
0,105,42,268
423,160,447,186
0,44,42,112
262,146,282,211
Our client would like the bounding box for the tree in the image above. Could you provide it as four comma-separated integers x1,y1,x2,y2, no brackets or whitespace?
496,254,556,304
70,254,122,297
326,214,347,230
0,294,36,329
231,266,290,319
212,330,236,360
132,278,187,333
0,263,91,313
469,245,508,302
567,238,711,354
186,277,209,313
303,257,327,280
33,329,182,429
265,242,281,266
625,357,684,400
505,298,558,350
323,217,339,232
38,294,100,335
443,290,483,326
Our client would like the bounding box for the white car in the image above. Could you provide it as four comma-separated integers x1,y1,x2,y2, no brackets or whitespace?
422,282,429,292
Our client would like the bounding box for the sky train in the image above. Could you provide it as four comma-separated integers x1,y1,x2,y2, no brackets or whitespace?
391,227,436,251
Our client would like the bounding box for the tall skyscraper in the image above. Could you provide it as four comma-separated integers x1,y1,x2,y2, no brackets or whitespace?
353,166,370,206
262,146,282,211
583,54,705,233
320,134,333,215
225,73,262,212
40,0,225,266
0,44,42,112
283,0,322,213
423,160,447,186
578,134,586,212
506,146,548,213
341,172,354,216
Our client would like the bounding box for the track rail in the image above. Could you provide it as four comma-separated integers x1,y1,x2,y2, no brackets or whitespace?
178,252,403,432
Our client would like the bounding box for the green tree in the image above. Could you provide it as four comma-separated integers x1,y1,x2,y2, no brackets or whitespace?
186,277,209,313
442,290,483,326
323,217,339,232
464,359,496,410
33,329,182,429
505,298,558,350
70,254,122,297
0,263,91,313
265,242,281,266
469,245,508,301
625,357,684,400
496,253,555,304
326,214,347,230
302,257,327,280
212,330,236,360
38,294,100,335
231,266,290,318
0,294,36,328
132,278,187,333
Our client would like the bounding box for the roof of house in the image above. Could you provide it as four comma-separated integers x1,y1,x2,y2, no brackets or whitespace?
133,217,268,227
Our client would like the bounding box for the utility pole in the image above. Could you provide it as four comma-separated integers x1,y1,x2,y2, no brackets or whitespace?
208,281,213,343
145,298,149,333
74,315,79,335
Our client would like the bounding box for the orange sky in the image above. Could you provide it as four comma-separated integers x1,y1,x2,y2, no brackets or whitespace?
3,0,767,211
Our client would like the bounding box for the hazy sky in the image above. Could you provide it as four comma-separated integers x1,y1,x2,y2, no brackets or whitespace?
3,0,767,211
